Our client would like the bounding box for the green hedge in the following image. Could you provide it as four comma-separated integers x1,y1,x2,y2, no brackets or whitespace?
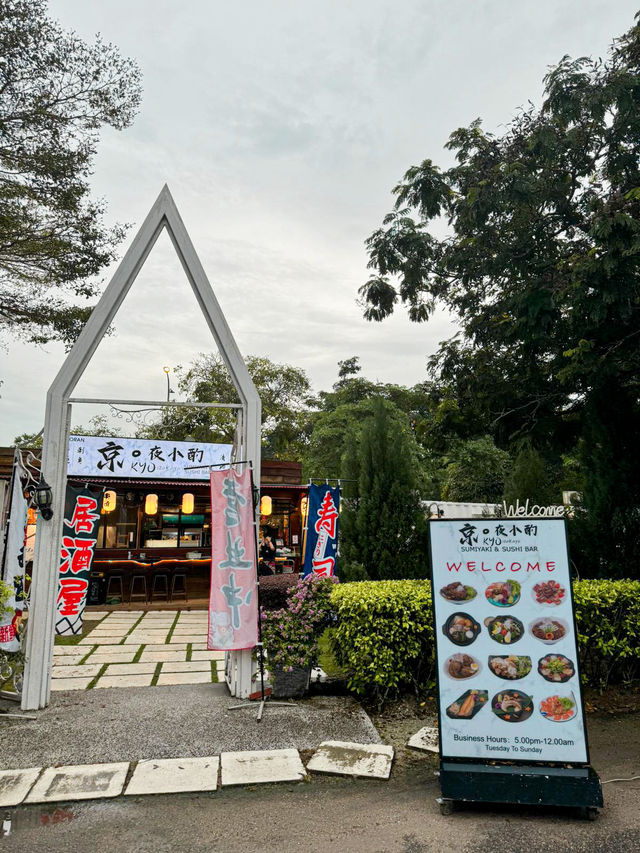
329,579,640,705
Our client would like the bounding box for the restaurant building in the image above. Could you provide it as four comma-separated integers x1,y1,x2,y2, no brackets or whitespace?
1,437,307,610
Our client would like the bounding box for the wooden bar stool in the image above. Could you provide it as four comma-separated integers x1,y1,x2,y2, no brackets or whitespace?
150,571,170,602
105,574,124,604
170,571,188,603
129,572,148,603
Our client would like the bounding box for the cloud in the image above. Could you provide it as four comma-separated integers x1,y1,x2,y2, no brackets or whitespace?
1,0,637,442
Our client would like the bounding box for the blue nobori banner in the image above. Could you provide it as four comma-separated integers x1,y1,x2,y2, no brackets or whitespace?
303,484,340,578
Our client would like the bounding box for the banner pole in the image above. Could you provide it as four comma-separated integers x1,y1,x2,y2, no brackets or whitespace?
300,480,311,574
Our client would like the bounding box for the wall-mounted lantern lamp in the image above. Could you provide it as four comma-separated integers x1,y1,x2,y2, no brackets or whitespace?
181,492,194,514
34,476,54,520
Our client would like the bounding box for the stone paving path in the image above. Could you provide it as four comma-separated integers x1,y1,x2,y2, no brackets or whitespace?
0,741,394,806
52,610,224,691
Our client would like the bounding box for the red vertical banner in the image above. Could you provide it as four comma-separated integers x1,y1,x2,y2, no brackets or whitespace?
208,468,258,650
56,485,100,636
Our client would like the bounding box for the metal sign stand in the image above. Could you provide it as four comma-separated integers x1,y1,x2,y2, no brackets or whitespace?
227,601,297,722
428,518,603,819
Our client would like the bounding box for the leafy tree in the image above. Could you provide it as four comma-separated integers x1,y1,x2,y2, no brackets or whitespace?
360,17,640,574
335,356,362,385
570,390,640,577
441,436,511,503
502,441,557,507
0,0,142,346
14,415,122,446
137,354,315,461
340,398,428,580
306,359,442,486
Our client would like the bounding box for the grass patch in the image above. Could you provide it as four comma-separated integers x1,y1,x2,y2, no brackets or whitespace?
165,611,181,644
86,663,108,689
151,662,162,686
132,644,145,663
317,628,347,678
54,618,100,646
54,635,82,646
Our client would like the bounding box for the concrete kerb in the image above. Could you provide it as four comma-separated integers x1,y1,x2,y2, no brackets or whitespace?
0,736,401,807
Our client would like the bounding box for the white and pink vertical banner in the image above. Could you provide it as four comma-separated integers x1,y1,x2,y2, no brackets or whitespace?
207,468,258,650
0,468,28,653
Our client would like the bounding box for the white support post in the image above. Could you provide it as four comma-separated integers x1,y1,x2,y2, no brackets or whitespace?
22,403,71,710
21,185,261,709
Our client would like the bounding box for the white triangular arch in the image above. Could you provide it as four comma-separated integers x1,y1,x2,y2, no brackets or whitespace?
22,185,261,709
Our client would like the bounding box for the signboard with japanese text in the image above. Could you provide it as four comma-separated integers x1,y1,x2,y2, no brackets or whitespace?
302,484,339,578
429,519,589,766
67,435,232,480
208,468,258,650
55,485,101,635
0,470,28,652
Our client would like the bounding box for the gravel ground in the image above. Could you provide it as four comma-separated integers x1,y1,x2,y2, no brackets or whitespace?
2,689,638,852
0,686,380,768
2,713,639,853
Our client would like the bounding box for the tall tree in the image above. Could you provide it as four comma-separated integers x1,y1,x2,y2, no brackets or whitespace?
14,414,122,446
0,0,142,346
137,353,315,461
360,16,640,575
340,398,428,580
306,358,442,483
502,440,557,507
441,436,511,503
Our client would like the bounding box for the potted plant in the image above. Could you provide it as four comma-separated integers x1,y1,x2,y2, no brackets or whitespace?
261,574,335,698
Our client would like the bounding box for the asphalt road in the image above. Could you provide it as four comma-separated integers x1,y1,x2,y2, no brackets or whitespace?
3,713,639,852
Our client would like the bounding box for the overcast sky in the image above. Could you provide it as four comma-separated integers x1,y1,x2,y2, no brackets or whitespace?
1,0,637,443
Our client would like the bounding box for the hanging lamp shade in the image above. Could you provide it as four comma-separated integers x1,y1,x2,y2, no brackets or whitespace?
260,495,272,516
102,490,117,514
181,492,195,514
144,493,158,515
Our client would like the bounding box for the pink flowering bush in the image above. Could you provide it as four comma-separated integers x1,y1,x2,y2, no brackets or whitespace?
261,574,336,672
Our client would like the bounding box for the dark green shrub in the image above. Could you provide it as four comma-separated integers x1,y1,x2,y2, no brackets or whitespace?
573,579,640,687
339,561,369,582
330,580,435,706
330,578,640,706
258,574,298,610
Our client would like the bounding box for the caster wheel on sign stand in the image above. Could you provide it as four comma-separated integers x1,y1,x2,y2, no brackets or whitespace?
581,807,599,821
437,798,455,816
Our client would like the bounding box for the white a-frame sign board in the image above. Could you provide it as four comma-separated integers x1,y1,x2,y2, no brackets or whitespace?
22,185,261,710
